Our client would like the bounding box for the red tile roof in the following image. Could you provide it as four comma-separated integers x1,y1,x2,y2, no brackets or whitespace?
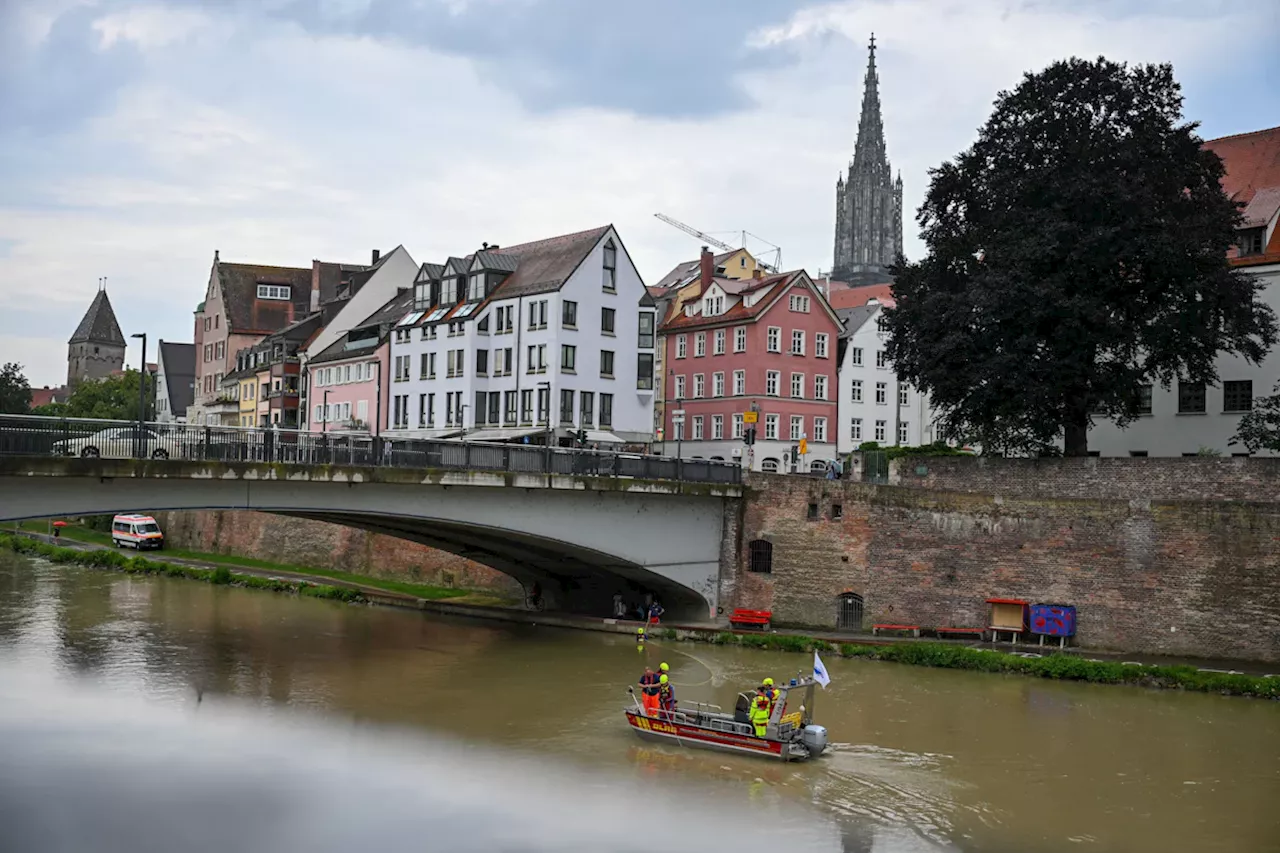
828,283,894,310
1205,126,1280,203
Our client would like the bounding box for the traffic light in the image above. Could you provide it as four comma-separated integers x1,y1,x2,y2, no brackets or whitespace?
743,427,756,446
575,429,589,447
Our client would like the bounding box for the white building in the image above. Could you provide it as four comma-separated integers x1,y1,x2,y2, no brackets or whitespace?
836,299,939,453
386,226,656,445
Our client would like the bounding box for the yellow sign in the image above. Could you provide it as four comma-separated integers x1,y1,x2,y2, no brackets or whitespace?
743,411,758,424
798,438,808,454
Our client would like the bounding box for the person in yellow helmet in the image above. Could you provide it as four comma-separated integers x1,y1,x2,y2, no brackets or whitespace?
749,687,771,738
657,673,677,719
760,677,779,713
659,662,669,676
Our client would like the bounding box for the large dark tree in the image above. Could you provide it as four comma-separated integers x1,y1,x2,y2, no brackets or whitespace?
0,363,32,414
884,57,1277,456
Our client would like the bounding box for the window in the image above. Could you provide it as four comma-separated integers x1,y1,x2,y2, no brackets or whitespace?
600,350,615,377
600,393,613,427
712,415,724,440
474,390,489,426
475,349,488,376
760,458,780,474
441,277,459,305
765,413,779,440
791,330,805,355
1130,450,1148,457
713,329,726,355
537,387,550,424
875,382,887,405
814,417,827,443
704,294,724,316
789,294,811,313
674,375,687,400
693,374,705,398
732,413,744,439
790,415,803,441
898,422,909,444
851,347,863,367
749,540,773,573
691,415,704,440
876,315,888,334
695,333,706,357
468,273,485,301
1178,381,1206,414
876,351,887,369
734,326,747,353
898,386,908,406
1238,228,1265,257
791,373,804,398
637,353,654,389
561,344,576,373
766,371,780,396
601,307,616,335
638,313,654,348
851,379,863,403
733,370,746,396
815,333,829,359
673,419,684,441
602,240,617,291
562,300,577,328
814,375,828,400
505,390,518,425
807,502,819,520
850,418,862,442
1223,380,1253,413
712,372,725,397
560,389,575,425
874,420,886,442
496,305,514,333
767,327,781,352
534,344,547,373
257,284,291,300
676,335,687,359
1138,383,1153,415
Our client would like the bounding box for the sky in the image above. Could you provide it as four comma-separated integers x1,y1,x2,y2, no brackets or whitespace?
2,0,1277,388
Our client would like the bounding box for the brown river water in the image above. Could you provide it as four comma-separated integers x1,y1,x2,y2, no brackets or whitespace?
0,552,1276,853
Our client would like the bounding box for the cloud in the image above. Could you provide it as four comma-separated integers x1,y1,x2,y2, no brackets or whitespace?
0,0,1275,387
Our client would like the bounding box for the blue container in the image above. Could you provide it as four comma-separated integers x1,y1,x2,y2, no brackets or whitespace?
1030,604,1076,637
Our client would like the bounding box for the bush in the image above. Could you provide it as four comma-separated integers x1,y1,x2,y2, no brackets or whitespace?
211,566,233,585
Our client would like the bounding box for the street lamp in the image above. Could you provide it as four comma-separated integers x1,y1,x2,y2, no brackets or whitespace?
130,333,147,458
674,396,685,461
537,381,552,447
322,389,331,433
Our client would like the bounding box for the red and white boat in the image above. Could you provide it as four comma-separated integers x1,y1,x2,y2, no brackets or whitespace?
624,676,828,762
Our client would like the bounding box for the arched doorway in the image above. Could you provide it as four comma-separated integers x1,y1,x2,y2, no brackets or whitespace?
836,592,863,631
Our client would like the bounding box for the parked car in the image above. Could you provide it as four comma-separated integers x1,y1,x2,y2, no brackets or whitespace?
51,427,170,459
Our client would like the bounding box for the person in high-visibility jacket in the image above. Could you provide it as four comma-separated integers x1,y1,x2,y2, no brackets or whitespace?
760,677,779,713
659,662,669,678
638,666,660,716
657,674,677,718
749,689,771,738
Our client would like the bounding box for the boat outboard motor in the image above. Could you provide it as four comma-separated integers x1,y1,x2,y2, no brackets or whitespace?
801,725,828,757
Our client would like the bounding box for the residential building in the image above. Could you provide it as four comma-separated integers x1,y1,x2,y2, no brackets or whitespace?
30,386,69,409
154,341,196,423
308,289,412,433
651,248,761,290
67,289,126,388
656,249,842,472
832,34,903,286
836,298,937,453
387,225,656,445
1090,125,1280,457
224,314,322,428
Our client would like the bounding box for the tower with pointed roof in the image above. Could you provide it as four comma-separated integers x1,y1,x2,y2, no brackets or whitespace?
833,34,903,285
67,287,126,388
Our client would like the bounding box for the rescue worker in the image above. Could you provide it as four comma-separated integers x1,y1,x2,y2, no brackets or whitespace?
659,662,669,678
749,688,771,738
657,674,677,718
638,665,660,717
761,677,779,712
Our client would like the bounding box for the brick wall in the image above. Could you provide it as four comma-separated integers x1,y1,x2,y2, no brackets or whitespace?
732,471,1280,663
155,510,520,596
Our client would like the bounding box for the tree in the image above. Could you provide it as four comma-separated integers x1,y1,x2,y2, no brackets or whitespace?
884,57,1277,456
0,363,31,414
61,370,154,421
1231,387,1280,453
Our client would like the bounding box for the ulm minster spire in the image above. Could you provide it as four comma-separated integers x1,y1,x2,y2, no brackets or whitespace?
833,33,903,285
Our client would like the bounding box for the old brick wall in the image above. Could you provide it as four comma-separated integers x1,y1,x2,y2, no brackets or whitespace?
732,471,1280,663
155,510,521,595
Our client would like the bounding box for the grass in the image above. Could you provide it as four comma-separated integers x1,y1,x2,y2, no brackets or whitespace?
693,629,1279,700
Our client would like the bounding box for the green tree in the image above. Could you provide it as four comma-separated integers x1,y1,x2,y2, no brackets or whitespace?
0,363,31,414
884,57,1277,456
1231,387,1280,452
62,370,154,421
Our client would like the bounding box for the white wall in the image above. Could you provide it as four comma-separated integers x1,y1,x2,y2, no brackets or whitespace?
836,303,937,452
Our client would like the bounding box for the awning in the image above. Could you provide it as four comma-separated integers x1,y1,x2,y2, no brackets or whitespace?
584,430,625,445
460,427,544,443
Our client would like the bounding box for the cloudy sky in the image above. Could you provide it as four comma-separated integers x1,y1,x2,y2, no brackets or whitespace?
3,0,1277,388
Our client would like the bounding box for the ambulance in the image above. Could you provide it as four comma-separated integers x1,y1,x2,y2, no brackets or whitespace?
111,514,165,550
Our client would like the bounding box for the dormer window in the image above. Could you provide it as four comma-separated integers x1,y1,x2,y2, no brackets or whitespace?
704,294,724,316
1238,228,1265,257
257,284,291,300
441,276,459,305
603,240,617,291
468,273,485,301
413,280,430,310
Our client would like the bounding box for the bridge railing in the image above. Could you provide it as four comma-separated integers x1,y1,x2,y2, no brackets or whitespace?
0,415,742,485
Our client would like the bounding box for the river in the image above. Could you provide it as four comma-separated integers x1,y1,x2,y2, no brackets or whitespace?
0,552,1277,853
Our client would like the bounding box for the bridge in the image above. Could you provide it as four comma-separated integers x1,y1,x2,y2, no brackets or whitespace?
0,416,742,619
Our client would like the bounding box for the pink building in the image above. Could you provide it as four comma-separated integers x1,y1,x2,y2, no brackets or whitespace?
306,289,409,434
657,250,842,473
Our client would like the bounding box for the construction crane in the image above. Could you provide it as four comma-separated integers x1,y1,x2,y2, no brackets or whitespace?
654,213,779,272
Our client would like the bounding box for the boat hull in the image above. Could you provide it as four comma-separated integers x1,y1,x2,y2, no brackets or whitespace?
624,711,803,761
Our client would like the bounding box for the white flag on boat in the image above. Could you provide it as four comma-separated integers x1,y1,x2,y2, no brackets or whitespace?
813,651,831,688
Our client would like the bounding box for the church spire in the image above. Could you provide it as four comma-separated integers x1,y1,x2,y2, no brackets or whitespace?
853,33,886,169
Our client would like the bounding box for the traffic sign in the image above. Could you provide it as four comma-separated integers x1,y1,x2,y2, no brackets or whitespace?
742,411,758,424
672,409,686,417
672,415,686,424
798,438,808,455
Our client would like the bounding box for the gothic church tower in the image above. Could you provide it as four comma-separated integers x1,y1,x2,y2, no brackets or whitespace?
833,34,903,284
67,287,126,388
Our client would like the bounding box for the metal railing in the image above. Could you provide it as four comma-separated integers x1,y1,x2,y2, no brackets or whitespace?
0,414,742,485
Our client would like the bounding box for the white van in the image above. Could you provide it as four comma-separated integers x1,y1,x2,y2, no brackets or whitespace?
111,514,165,550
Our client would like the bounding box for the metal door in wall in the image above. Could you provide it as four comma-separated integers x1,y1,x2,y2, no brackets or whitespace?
836,593,864,631
862,451,888,484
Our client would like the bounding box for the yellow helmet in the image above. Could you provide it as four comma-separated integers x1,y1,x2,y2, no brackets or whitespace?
659,674,669,684
659,662,669,672
763,677,774,687
637,627,645,635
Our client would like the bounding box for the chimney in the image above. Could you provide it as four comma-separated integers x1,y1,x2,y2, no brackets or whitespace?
753,268,763,280
699,246,713,289
371,249,381,265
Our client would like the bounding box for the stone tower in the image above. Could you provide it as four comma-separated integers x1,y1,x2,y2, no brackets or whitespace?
67,288,126,388
833,34,904,285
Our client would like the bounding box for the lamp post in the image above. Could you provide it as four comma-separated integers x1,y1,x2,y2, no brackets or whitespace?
674,396,685,461
130,333,147,458
459,403,469,440
322,390,330,433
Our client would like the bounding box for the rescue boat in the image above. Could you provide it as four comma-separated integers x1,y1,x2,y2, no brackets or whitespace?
624,675,828,762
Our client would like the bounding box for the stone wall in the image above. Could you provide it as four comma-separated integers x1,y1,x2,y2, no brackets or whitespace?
732,465,1280,663
155,510,521,596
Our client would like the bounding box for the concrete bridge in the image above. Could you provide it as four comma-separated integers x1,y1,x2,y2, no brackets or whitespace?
0,455,741,620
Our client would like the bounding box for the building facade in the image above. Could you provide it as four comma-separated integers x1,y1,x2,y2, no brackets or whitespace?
307,289,410,434
386,226,656,445
657,251,842,472
832,35,903,286
154,341,195,423
67,289,126,388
